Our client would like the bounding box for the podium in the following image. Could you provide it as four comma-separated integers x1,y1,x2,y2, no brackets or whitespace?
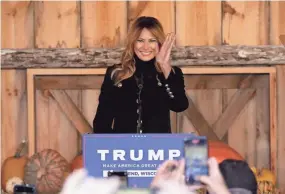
83,133,195,188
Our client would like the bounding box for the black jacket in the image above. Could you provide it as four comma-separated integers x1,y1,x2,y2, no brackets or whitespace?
93,56,189,134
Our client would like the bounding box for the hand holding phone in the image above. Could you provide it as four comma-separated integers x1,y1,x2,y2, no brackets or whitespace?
184,136,208,185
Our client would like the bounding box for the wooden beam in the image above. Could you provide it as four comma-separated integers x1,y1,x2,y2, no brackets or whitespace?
183,94,219,141
34,74,269,90
1,45,285,68
27,69,35,156
35,75,104,89
269,70,277,183
213,89,257,139
276,65,284,189
184,74,269,89
48,90,93,135
182,67,276,74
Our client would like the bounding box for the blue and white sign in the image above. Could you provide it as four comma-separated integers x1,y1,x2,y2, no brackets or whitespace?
83,133,195,188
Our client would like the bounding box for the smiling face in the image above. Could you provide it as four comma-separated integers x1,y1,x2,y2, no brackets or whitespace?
134,28,160,61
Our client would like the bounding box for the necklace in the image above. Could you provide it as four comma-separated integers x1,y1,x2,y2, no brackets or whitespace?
134,73,144,134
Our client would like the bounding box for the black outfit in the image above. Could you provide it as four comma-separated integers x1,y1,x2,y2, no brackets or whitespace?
93,55,189,134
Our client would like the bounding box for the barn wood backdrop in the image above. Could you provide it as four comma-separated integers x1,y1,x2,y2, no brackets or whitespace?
1,0,285,190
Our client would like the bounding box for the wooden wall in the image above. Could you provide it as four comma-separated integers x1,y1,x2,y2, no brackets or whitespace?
1,0,285,190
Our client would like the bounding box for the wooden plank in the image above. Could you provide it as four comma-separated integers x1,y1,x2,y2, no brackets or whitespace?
128,1,174,33
61,90,82,161
176,1,221,45
276,65,285,190
81,89,101,149
81,90,100,126
269,71,277,184
35,75,104,89
270,2,285,45
228,93,257,164
222,1,269,45
81,1,127,48
185,74,269,89
27,70,35,156
183,94,219,141
34,1,80,48
181,67,276,74
49,90,92,135
225,90,257,168
269,3,284,187
256,88,270,169
1,1,34,48
244,96,257,166
27,68,107,76
1,1,33,174
48,90,66,158
35,90,50,153
213,89,256,139
227,89,245,157
270,5,285,188
34,74,269,90
1,70,27,162
221,89,229,143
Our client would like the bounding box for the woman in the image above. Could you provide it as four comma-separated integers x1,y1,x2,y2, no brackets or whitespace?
93,16,188,134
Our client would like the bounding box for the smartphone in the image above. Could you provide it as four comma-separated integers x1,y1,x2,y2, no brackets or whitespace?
13,184,36,194
184,136,208,185
108,171,128,188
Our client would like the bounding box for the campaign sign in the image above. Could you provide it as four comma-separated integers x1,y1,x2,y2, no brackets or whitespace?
83,133,196,188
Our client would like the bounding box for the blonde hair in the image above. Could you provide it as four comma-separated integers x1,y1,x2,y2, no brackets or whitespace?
111,16,166,86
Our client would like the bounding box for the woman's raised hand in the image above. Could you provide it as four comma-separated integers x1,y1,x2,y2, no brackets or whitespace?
156,33,176,79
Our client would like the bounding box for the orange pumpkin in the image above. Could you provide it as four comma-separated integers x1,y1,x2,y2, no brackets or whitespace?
208,140,244,163
1,140,28,193
24,149,70,194
71,152,83,172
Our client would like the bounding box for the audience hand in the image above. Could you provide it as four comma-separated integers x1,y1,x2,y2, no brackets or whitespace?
151,159,184,188
60,168,120,194
151,159,201,194
197,157,230,194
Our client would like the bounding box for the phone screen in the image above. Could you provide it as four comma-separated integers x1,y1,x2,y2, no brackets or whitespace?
184,136,208,185
108,171,128,188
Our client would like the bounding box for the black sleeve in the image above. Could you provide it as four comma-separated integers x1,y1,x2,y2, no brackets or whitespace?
93,67,115,133
158,66,189,112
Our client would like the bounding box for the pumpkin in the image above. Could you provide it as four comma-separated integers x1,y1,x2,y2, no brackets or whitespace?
251,167,277,194
1,140,28,193
24,149,71,194
71,151,83,172
208,140,244,163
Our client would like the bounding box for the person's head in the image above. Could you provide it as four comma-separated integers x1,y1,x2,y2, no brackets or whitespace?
127,16,165,62
111,16,166,85
219,159,257,194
